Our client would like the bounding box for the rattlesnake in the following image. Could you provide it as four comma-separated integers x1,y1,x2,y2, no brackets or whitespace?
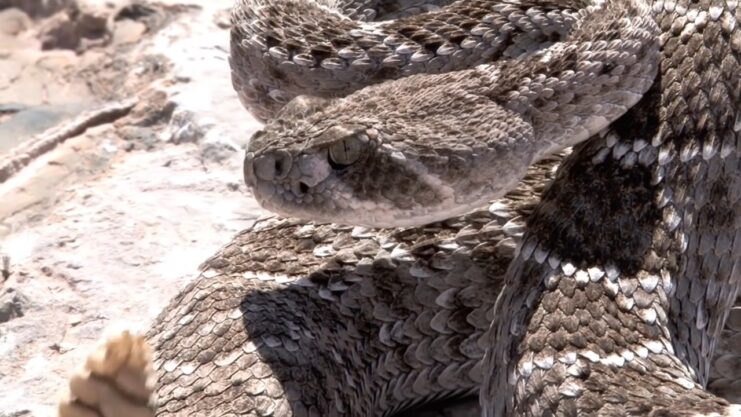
58,0,741,416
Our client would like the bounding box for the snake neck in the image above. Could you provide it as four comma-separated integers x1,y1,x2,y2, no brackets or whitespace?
483,0,740,415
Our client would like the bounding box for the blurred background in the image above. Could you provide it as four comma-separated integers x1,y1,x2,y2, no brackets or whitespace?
0,1,265,414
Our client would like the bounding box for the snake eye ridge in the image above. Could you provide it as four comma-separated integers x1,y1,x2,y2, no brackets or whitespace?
328,134,367,170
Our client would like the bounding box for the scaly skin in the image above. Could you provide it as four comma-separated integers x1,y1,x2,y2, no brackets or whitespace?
482,0,741,414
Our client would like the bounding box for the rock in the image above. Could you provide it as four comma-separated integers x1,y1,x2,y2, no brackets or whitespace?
112,2,161,29
108,1,163,45
199,127,241,162
123,88,175,127
0,288,29,324
0,104,87,153
0,8,31,36
212,7,230,29
0,103,26,126
0,0,74,18
0,409,31,417
0,103,27,113
111,17,146,45
38,5,110,51
0,36,96,107
118,125,159,150
166,109,207,144
1,253,8,280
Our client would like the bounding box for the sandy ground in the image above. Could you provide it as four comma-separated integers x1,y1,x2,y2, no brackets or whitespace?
0,1,266,415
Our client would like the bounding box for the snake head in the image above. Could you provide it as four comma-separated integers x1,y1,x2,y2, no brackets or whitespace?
244,115,399,226
243,75,537,228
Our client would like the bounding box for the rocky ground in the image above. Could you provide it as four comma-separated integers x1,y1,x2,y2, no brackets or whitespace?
0,1,265,415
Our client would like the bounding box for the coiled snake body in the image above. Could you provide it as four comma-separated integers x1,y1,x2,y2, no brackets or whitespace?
59,0,741,416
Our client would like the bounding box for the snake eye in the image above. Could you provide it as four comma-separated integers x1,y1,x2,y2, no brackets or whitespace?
328,134,367,169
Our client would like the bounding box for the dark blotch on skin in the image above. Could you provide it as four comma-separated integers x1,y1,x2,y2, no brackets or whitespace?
527,91,661,275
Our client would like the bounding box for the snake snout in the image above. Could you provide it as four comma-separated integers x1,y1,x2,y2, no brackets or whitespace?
244,150,293,186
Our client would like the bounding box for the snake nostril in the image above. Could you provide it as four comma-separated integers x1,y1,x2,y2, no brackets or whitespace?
275,159,285,177
299,181,309,194
252,151,293,181
274,150,292,179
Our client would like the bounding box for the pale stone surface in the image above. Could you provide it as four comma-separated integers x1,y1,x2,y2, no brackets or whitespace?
0,1,265,415
0,0,74,18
